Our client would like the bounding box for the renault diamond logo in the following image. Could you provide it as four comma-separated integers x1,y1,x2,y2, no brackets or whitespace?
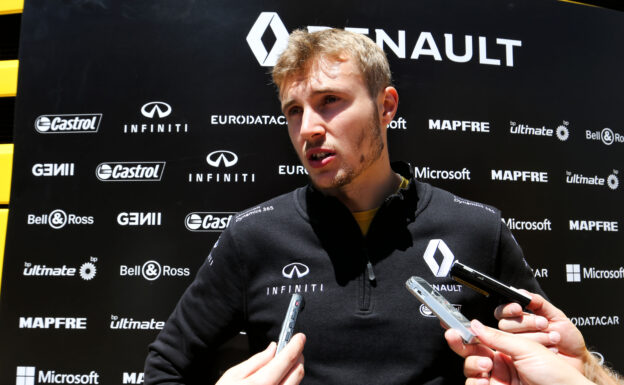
206,150,238,168
247,12,289,67
282,263,309,279
141,101,172,119
423,239,455,277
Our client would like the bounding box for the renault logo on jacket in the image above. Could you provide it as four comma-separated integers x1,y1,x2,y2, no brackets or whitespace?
423,239,455,277
282,263,309,279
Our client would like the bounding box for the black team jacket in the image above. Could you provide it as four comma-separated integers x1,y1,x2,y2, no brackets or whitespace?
145,162,544,385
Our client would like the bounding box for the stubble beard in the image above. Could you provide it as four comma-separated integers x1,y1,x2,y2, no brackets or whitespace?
315,107,385,189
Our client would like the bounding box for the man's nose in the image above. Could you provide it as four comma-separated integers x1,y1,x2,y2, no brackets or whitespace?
300,109,325,139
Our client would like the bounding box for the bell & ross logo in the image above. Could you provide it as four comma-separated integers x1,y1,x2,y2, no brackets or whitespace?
247,12,290,66
27,209,94,229
282,263,309,279
141,101,172,118
206,150,238,168
119,260,190,281
586,127,623,146
423,239,455,277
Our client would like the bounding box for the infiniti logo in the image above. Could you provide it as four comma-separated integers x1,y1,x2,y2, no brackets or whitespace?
247,12,289,66
141,102,172,119
282,263,309,279
206,150,238,168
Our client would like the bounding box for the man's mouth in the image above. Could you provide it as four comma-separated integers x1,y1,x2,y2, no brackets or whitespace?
309,152,334,161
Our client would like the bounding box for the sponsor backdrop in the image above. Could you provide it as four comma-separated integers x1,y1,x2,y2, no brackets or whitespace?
1,0,623,383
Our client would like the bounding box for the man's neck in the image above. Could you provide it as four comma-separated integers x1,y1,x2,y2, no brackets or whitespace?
321,163,401,212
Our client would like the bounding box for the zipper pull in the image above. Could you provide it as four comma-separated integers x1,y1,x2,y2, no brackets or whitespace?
366,261,376,282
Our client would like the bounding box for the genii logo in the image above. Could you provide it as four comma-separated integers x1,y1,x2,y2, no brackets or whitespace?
282,263,309,279
206,151,238,168
141,101,172,119
247,12,289,66
423,239,455,277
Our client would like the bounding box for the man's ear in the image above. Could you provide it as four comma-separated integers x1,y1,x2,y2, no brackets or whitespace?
379,86,399,126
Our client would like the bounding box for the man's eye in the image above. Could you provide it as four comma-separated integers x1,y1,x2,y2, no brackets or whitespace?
287,107,302,116
324,95,338,105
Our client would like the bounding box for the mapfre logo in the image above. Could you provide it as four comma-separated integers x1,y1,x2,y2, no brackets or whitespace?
188,151,256,183
423,239,455,277
19,316,87,329
282,263,310,279
119,260,190,281
185,212,233,232
27,209,94,229
247,12,289,66
17,366,100,384
491,170,549,183
96,162,165,181
123,101,188,134
122,372,144,384
34,114,102,134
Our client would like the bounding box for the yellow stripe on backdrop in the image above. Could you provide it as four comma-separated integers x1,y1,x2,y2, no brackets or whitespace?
0,143,13,204
0,60,18,97
0,144,13,294
0,0,23,15
0,209,7,294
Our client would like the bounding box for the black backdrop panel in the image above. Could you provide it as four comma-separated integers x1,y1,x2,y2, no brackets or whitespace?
1,0,623,383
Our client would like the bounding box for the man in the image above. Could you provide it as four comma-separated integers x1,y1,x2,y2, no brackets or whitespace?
145,28,543,385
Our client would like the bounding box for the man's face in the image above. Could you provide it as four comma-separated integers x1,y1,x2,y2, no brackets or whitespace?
280,57,388,191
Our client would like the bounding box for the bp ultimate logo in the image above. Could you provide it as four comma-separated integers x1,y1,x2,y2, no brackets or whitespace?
188,150,256,183
123,101,189,134
34,114,102,134
247,13,522,67
566,169,619,190
509,120,569,141
185,212,234,232
96,162,165,181
23,257,98,281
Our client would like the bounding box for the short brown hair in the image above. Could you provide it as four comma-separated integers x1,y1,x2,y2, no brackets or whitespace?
272,28,392,98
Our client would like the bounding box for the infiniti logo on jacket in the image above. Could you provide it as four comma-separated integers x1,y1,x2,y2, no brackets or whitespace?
282,263,310,279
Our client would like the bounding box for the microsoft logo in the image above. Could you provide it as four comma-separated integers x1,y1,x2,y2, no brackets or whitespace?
566,264,581,282
17,367,35,385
